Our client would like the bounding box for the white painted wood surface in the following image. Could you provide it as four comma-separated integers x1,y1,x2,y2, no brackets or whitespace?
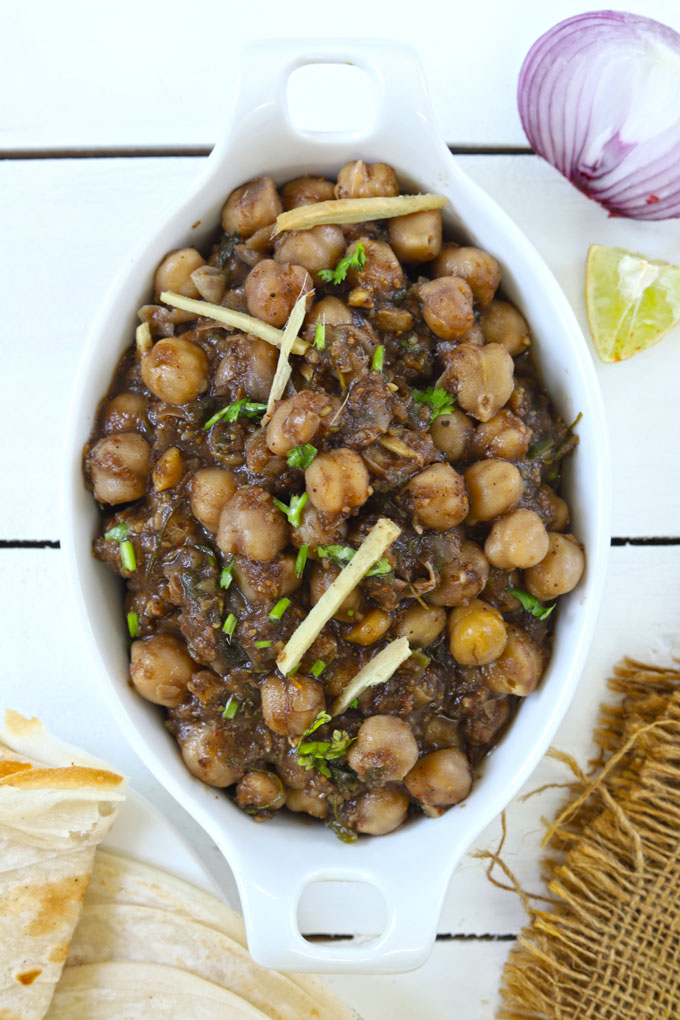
3,4,680,1016
5,0,680,151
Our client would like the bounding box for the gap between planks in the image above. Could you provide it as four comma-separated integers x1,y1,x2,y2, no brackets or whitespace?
304,933,516,943
0,144,535,161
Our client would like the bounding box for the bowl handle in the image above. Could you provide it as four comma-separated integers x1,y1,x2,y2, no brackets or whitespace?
236,847,456,973
210,37,443,159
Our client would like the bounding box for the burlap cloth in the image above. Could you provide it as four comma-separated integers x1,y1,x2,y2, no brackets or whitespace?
496,658,680,1019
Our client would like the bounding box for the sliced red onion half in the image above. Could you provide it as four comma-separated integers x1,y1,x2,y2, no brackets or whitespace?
518,11,680,219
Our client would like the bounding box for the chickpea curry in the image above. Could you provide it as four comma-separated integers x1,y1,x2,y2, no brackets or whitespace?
84,160,585,840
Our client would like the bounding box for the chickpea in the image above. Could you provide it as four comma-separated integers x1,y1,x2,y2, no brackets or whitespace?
308,295,353,327
101,392,145,434
266,390,336,456
245,260,314,327
309,561,363,622
129,633,194,707
347,238,404,295
275,225,345,279
281,176,336,209
539,486,570,532
343,787,410,836
433,245,501,307
441,342,515,422
346,608,392,646
484,624,544,696
347,716,419,783
471,410,531,461
235,771,286,812
335,160,399,199
190,467,237,532
405,463,469,530
152,446,183,492
464,459,523,522
292,503,347,550
480,300,530,355
388,210,442,263
394,604,446,647
428,540,489,607
305,448,371,515
216,486,288,562
233,552,302,605
404,748,472,807
153,247,205,300
447,599,508,666
524,533,585,601
141,337,210,405
429,409,474,462
88,433,150,504
214,334,279,403
221,176,282,237
178,724,243,787
485,509,550,570
286,789,329,819
418,277,474,340
260,674,325,736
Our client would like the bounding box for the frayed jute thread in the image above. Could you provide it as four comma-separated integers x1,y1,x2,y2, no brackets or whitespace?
493,657,680,1020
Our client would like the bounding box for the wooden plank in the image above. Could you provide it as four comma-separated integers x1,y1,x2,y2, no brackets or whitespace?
323,939,509,1019
1,155,678,539
4,0,679,151
3,544,679,939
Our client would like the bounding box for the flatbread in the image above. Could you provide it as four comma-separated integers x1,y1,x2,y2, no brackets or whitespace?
68,902,327,1020
0,712,126,1020
88,851,358,1020
45,961,270,1019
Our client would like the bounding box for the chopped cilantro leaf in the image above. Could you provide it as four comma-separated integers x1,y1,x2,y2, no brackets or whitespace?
222,612,237,641
105,522,130,542
273,492,308,528
318,242,366,286
527,437,554,460
316,544,392,578
287,443,317,470
506,586,555,621
314,320,326,350
204,398,267,430
295,545,308,577
220,560,234,591
371,345,385,372
120,540,137,572
412,386,455,422
222,695,239,719
269,598,291,622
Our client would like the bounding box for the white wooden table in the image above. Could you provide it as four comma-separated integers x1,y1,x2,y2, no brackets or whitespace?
3,2,680,1015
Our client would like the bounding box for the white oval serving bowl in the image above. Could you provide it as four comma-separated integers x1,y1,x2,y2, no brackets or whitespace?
63,39,610,974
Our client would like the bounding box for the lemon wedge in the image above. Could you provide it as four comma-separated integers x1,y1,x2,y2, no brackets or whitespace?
585,244,680,363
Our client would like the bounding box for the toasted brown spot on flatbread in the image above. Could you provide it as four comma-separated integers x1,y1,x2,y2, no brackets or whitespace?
27,876,89,937
49,941,70,964
16,968,42,985
0,761,32,777
0,765,124,790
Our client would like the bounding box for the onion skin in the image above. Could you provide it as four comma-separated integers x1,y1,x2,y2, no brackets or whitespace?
517,11,680,220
